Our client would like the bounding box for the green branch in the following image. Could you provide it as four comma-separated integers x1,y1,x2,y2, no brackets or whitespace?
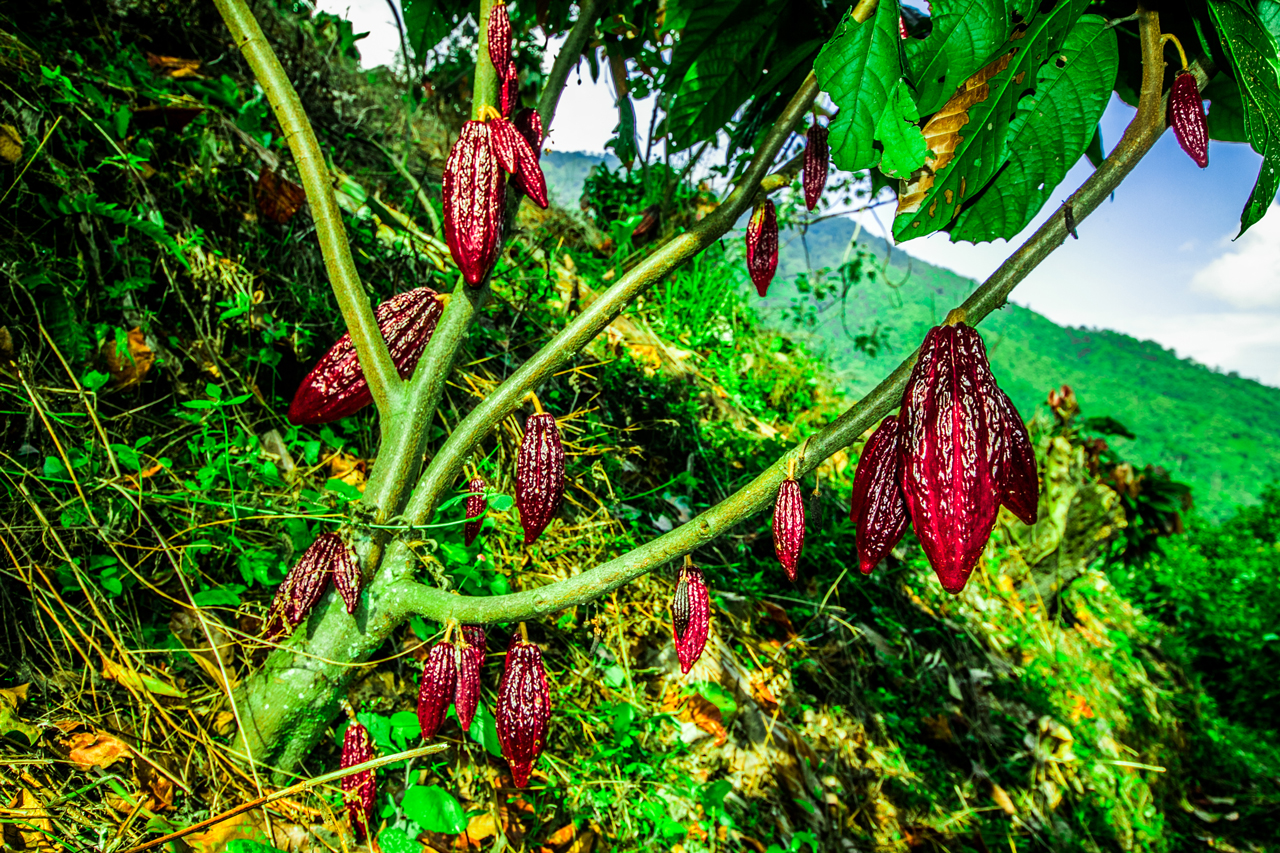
211,0,400,414
538,0,601,132
390,25,1205,626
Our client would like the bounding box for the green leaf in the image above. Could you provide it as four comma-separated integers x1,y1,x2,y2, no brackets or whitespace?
905,0,1011,115
875,79,928,178
1208,0,1280,234
950,14,1118,242
468,701,503,757
226,842,286,853
664,0,751,92
1084,125,1104,167
376,827,418,853
1204,74,1250,142
400,0,458,61
814,0,903,172
489,493,514,512
893,0,1090,241
401,784,467,834
192,585,245,607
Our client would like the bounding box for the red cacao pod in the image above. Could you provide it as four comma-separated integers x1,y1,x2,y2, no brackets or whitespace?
455,625,486,732
848,415,909,575
264,532,343,636
803,126,829,211
340,721,376,841
501,60,519,117
495,633,550,788
417,641,458,740
515,412,565,545
1168,71,1208,168
772,477,805,581
514,108,543,151
901,324,1000,594
899,14,909,38
746,199,779,297
487,2,513,82
671,562,710,674
287,288,445,425
464,477,488,546
491,118,549,209
443,121,506,286
330,533,362,615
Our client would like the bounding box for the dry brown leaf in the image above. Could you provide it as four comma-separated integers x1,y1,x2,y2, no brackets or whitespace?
63,729,131,769
7,788,54,852
0,682,39,745
0,124,21,163
992,783,1016,815
255,168,307,224
327,450,368,490
102,327,155,388
101,655,186,698
145,52,203,78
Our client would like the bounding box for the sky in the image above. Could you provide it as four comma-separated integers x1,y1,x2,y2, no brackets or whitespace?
314,0,1280,387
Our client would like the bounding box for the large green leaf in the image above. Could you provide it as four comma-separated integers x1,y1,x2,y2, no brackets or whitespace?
893,0,1089,241
814,0,906,172
1208,0,1280,235
876,79,929,178
905,0,1011,115
950,15,1117,242
663,0,751,90
402,784,467,834
1204,73,1250,142
401,0,458,62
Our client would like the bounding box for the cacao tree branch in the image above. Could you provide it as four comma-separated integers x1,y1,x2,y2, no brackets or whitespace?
473,0,500,118
211,0,401,413
538,0,602,133
389,21,1205,625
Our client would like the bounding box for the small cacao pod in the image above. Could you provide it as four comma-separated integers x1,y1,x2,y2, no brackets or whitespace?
901,324,1000,593
264,532,342,636
455,625,486,732
487,2,513,81
287,287,445,424
772,477,805,582
515,412,565,545
514,108,543,151
340,721,376,841
802,126,829,211
491,118,549,209
464,477,488,546
443,121,506,286
501,60,518,117
671,562,710,674
899,14,909,38
965,326,1038,525
495,632,550,788
417,641,458,740
746,199,779,297
1168,71,1208,168
848,415,909,575
330,533,362,616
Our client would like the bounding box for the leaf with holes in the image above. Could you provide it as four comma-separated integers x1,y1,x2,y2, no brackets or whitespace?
875,79,928,179
904,0,1010,115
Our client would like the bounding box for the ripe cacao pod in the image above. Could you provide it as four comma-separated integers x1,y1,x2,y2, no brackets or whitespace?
899,14,909,38
495,632,550,788
746,199,779,297
264,532,343,637
964,325,1038,525
487,2,513,83
515,412,565,545
671,562,710,674
772,477,805,582
802,126,829,211
848,415,909,575
901,324,999,594
1168,71,1208,168
443,121,506,286
455,625,486,732
340,721,376,841
491,117,549,209
287,287,445,424
417,641,457,740
464,477,488,546
330,533,362,615
501,60,518,117
514,108,543,151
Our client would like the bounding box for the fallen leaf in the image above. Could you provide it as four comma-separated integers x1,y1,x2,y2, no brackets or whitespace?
63,730,131,769
327,450,367,490
255,168,307,224
100,655,187,699
145,52,203,78
992,783,1016,815
102,327,155,389
7,788,54,852
0,683,39,745
0,124,21,163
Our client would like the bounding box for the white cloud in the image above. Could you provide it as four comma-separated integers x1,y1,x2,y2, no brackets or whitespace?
1190,204,1280,309
1120,312,1280,386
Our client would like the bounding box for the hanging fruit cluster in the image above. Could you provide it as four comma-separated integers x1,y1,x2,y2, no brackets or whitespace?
263,531,362,638
745,122,829,297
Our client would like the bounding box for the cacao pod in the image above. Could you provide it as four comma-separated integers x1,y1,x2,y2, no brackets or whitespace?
848,415,909,575
671,562,710,674
464,477,488,546
487,2,513,83
443,121,506,286
1168,71,1208,169
901,324,999,593
802,126,829,211
963,325,1038,525
340,721,376,841
455,625,486,733
495,632,550,788
287,288,445,424
772,477,805,581
417,641,458,740
501,60,519,117
899,14,909,38
515,412,565,545
491,118,549,209
330,533,362,615
746,199,779,297
264,532,342,637
514,108,543,151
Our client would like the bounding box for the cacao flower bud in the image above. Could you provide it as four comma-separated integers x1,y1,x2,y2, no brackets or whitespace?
671,561,710,674
495,632,550,788
264,532,341,636
514,108,543,151
487,2,513,82
417,641,458,740
746,199,779,297
772,476,805,582
803,126,829,211
501,60,519,117
340,721,376,841
1168,70,1208,168
967,329,1038,525
464,477,488,546
901,324,999,593
454,625,486,732
491,117,549,209
848,415,909,575
287,287,444,424
330,533,362,615
515,412,565,545
443,121,506,286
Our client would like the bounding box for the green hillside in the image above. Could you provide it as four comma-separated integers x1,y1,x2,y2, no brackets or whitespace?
542,152,1280,517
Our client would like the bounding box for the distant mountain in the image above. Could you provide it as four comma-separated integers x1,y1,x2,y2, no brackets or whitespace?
545,152,1280,518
